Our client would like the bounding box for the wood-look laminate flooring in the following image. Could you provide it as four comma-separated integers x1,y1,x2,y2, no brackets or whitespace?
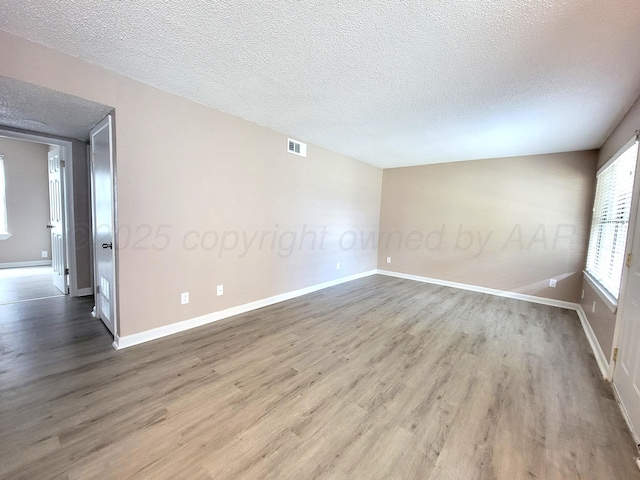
1,275,638,479
0,266,64,305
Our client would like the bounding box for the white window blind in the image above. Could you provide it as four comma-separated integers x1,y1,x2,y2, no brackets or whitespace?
585,137,639,299
0,156,7,234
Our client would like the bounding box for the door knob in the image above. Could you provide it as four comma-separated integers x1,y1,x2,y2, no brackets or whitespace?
102,243,113,249
46,224,54,229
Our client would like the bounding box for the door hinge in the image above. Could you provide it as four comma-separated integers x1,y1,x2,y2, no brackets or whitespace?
64,268,69,275
60,160,66,167
96,285,101,294
627,253,633,268
613,347,619,363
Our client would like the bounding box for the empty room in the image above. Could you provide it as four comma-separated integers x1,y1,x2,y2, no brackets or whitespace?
2,1,640,479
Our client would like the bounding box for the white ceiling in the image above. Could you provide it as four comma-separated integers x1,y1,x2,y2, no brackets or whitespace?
0,76,113,141
1,1,640,167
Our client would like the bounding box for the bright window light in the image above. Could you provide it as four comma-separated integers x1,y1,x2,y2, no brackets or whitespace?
585,137,639,299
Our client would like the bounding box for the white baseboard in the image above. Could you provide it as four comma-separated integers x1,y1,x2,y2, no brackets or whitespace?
75,287,93,297
376,269,579,310
114,269,377,349
576,305,610,380
377,269,617,383
0,260,52,269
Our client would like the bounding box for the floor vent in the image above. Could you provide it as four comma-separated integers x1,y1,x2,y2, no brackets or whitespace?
287,138,307,157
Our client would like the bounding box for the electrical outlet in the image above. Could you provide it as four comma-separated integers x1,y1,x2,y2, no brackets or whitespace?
181,292,189,305
549,279,557,288
386,257,391,264
41,251,48,258
336,262,340,270
217,285,223,296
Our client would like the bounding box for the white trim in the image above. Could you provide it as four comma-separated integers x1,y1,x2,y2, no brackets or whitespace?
75,287,93,297
612,381,640,447
0,260,52,269
91,114,118,337
576,305,611,380
0,233,11,240
376,269,579,310
114,270,377,349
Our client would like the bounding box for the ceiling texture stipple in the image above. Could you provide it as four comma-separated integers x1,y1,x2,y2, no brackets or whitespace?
1,0,640,167
0,76,113,141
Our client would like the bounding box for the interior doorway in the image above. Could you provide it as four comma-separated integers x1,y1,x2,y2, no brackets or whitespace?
0,134,67,304
0,76,115,333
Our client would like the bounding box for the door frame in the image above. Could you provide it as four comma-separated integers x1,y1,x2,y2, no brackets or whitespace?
0,127,79,295
90,114,119,339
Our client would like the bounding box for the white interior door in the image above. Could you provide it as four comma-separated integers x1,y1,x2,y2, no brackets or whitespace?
613,162,640,439
48,146,67,294
90,115,117,335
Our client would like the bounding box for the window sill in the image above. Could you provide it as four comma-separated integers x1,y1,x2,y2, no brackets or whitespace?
583,271,618,314
0,233,11,241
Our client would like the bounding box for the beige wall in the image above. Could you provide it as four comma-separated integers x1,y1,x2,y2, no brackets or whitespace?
598,94,640,169
581,93,640,359
378,151,597,303
0,31,382,337
579,281,615,359
0,136,50,264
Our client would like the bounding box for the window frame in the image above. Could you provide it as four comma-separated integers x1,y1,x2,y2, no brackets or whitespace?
584,134,639,310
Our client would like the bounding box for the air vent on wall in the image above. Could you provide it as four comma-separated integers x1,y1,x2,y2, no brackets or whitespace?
287,138,307,157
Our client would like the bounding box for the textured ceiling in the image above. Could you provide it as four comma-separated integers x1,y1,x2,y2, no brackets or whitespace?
1,1,640,167
0,76,113,141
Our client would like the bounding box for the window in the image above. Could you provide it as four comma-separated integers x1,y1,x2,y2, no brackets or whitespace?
585,136,639,300
0,155,8,236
